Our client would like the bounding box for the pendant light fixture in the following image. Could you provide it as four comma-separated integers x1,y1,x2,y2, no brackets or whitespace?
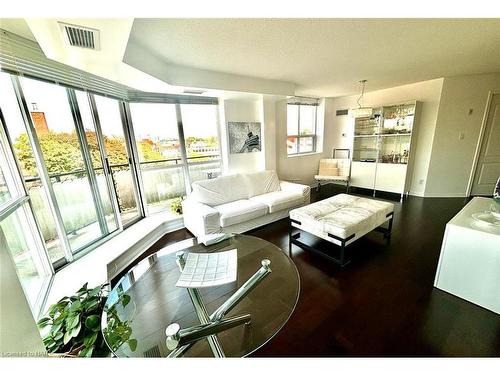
350,79,373,118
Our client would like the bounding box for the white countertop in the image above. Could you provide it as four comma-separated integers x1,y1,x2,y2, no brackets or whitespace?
448,197,500,236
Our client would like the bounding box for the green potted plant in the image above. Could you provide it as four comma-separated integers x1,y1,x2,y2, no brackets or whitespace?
170,197,183,215
37,282,135,357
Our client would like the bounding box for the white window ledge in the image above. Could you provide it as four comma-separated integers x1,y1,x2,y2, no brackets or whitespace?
42,212,184,313
287,151,323,158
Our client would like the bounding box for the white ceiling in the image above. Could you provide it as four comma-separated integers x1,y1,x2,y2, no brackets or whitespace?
127,18,500,97
1,18,499,98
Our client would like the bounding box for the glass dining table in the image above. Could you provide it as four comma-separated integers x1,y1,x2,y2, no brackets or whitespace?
101,234,300,357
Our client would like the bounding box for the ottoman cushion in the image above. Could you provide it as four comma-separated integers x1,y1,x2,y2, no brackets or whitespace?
289,194,394,239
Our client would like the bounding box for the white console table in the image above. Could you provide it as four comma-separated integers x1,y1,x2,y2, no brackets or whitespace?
434,197,500,314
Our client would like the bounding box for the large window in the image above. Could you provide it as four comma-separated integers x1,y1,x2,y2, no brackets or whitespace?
0,69,221,318
128,102,221,215
19,77,106,253
0,73,66,264
287,103,318,155
129,102,185,215
181,104,221,183
0,110,51,315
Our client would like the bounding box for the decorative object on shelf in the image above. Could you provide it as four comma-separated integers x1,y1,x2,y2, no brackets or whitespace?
228,122,261,154
165,251,272,357
37,283,135,357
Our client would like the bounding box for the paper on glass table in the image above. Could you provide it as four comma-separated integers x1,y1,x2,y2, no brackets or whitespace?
176,249,238,288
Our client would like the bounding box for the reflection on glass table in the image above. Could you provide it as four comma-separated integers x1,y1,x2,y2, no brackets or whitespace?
102,234,300,357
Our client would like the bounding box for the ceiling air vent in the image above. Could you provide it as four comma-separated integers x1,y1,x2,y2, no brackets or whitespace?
336,109,349,116
183,89,206,95
59,22,100,50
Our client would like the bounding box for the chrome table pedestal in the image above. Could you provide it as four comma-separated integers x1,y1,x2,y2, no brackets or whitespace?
166,251,272,358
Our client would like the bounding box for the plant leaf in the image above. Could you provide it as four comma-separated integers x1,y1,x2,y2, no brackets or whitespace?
128,339,137,351
84,298,100,312
121,294,131,308
69,300,82,313
85,315,100,331
50,322,63,334
70,323,82,338
84,346,94,358
37,317,51,328
89,285,102,297
53,332,64,341
84,331,98,347
67,314,80,330
63,330,73,345
78,282,89,293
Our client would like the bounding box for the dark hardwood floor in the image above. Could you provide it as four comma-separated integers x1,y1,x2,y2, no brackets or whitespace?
127,185,500,357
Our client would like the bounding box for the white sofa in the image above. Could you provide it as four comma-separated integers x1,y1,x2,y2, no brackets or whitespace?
182,170,310,237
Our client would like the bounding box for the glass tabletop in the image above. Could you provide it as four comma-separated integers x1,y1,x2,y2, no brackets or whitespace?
101,234,300,357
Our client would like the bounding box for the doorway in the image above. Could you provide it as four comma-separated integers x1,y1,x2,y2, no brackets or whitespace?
471,93,500,196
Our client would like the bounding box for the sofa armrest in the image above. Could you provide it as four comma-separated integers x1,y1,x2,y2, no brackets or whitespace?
280,180,311,199
182,198,220,237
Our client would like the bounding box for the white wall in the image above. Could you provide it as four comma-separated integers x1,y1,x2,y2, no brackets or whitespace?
219,94,282,175
425,73,500,197
0,244,46,356
275,79,444,192
260,96,279,171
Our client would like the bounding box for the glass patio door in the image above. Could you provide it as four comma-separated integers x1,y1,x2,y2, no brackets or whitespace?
17,76,114,254
92,94,143,226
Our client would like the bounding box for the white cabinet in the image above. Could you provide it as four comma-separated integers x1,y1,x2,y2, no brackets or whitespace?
351,161,376,189
374,163,408,193
434,197,500,314
350,101,420,197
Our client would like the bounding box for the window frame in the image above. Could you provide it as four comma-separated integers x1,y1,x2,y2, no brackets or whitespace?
286,102,319,156
0,69,222,318
0,111,53,317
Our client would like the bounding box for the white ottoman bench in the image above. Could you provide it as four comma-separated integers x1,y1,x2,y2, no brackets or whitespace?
289,194,395,266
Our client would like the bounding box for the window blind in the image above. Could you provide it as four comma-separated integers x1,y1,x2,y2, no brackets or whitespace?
127,91,218,105
287,96,319,106
0,28,132,100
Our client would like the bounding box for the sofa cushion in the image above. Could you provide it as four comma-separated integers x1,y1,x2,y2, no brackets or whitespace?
289,194,394,239
250,190,305,213
241,170,281,198
191,174,248,206
214,200,269,227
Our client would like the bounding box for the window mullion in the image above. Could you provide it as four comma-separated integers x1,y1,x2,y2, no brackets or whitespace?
119,101,147,218
175,103,192,195
297,105,301,154
87,93,123,231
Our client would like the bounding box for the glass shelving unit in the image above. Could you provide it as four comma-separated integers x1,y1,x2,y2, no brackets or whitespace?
350,101,419,198
353,109,381,163
378,103,415,165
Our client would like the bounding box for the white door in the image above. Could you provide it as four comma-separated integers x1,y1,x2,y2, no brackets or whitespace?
471,94,500,196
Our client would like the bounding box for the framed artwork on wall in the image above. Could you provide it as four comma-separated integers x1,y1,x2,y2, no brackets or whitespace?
227,121,261,154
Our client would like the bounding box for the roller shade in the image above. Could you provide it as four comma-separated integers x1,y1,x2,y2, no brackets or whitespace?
0,28,133,100
287,96,319,106
127,91,218,105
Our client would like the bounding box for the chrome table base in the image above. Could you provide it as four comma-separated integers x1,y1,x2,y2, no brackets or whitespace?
166,251,272,357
